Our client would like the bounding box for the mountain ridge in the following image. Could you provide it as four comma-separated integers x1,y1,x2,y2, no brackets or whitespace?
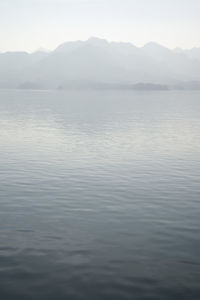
1,37,200,90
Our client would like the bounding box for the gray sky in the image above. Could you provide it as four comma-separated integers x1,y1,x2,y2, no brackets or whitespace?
0,0,200,52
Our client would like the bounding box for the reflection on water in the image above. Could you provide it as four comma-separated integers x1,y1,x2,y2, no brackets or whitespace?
0,89,200,300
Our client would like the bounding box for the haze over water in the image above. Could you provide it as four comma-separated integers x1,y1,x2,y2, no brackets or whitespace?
0,89,200,299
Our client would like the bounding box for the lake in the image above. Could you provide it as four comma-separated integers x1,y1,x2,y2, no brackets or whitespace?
0,89,200,300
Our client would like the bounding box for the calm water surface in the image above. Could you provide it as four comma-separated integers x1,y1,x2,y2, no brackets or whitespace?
0,89,200,300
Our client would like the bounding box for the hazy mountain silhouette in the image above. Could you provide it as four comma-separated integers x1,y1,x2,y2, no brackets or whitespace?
1,37,200,90
175,47,200,61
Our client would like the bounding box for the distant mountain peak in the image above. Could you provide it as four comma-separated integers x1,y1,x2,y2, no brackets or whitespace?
1,37,200,90
87,36,107,41
143,41,169,50
86,37,109,46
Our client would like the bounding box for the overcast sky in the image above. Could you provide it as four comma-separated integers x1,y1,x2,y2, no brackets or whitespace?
0,0,200,52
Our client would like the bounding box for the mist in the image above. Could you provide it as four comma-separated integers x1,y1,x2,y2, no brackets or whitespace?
1,1,200,300
1,37,200,90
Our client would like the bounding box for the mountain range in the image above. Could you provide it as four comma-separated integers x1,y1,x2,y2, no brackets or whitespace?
1,37,200,90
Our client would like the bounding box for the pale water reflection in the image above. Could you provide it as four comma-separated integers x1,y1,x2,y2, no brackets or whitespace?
0,89,200,300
